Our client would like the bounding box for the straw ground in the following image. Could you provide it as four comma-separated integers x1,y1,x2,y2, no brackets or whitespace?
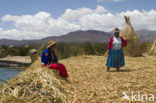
0,55,156,103
0,60,66,103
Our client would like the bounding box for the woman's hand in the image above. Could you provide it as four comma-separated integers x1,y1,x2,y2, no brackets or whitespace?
50,62,59,64
42,64,47,67
107,50,110,54
123,37,127,40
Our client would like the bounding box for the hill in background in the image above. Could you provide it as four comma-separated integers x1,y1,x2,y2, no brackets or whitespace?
0,29,155,46
136,30,156,42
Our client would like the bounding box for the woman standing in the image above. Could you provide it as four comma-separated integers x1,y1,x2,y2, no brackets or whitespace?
106,28,128,72
41,40,68,78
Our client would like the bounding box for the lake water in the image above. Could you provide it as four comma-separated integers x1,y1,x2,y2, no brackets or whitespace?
0,67,24,83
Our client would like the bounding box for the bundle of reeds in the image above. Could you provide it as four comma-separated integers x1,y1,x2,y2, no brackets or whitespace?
120,16,142,57
149,39,156,55
0,60,66,103
59,55,156,102
29,49,38,63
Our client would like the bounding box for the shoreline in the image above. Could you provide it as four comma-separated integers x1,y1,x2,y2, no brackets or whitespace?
0,56,31,68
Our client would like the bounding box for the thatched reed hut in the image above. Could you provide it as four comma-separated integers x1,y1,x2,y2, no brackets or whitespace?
120,16,142,57
8,45,14,49
0,49,8,58
29,49,38,63
8,45,20,56
25,44,29,48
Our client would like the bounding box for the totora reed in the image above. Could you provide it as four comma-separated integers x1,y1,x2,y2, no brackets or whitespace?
0,55,156,102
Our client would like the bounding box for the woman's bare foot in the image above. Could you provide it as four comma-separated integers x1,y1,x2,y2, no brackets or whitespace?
117,67,120,71
107,67,110,72
64,78,70,82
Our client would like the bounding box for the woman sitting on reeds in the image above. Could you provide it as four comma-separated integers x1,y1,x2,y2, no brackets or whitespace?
106,28,128,72
41,40,68,78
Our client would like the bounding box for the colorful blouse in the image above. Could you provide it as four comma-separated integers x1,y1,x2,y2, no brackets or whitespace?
41,49,58,65
112,36,122,50
107,36,128,50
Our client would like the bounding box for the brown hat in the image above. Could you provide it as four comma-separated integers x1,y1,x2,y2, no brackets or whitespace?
47,40,56,49
114,28,120,33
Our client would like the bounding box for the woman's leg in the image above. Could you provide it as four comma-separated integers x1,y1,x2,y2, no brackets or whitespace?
58,64,68,78
49,64,68,78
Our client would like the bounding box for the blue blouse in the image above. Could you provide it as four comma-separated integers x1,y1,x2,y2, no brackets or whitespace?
41,49,58,65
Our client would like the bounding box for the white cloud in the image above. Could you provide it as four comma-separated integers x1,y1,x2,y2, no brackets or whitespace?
1,12,80,40
0,5,156,40
120,9,156,30
61,5,108,21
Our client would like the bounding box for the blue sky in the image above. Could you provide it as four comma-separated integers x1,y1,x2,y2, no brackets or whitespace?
0,0,156,40
0,0,155,18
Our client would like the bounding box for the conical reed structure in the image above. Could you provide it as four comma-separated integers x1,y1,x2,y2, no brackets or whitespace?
120,16,142,57
149,38,156,55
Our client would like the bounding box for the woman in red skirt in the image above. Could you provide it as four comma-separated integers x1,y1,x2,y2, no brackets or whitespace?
41,40,68,78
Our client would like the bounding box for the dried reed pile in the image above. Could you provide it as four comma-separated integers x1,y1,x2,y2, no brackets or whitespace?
60,55,156,102
140,42,153,53
0,60,66,103
120,16,142,57
149,39,156,55
0,55,156,102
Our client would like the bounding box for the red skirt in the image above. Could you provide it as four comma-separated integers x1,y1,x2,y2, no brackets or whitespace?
49,64,68,78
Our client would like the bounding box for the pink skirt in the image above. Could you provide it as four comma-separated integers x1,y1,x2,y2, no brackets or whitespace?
49,64,68,78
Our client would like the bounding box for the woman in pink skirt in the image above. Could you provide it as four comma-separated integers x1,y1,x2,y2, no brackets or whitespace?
41,40,68,78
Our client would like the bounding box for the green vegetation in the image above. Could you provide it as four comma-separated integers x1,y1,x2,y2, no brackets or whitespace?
0,41,153,59
1,42,107,59
1,45,38,56
39,42,108,59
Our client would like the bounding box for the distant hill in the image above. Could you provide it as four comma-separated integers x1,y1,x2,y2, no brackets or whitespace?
0,29,155,46
0,30,112,46
136,30,156,42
